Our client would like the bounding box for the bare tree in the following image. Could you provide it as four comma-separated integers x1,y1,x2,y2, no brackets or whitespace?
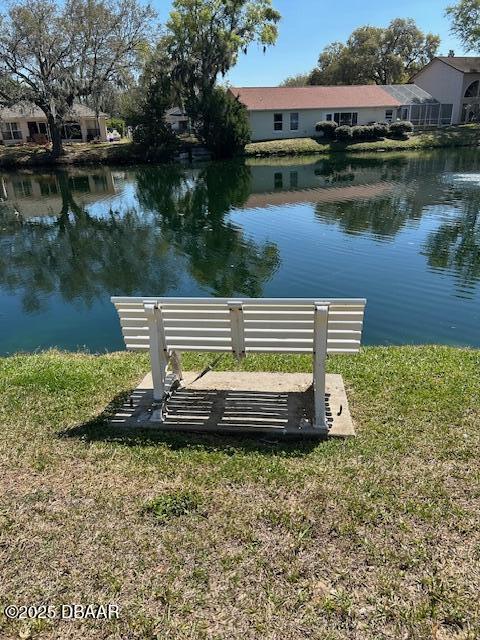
0,0,155,156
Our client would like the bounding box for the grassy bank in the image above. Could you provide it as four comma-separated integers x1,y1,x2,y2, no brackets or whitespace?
3,125,480,168
245,124,480,157
0,140,182,169
1,346,479,639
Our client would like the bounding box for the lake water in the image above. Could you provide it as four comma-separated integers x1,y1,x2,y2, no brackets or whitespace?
1,148,479,355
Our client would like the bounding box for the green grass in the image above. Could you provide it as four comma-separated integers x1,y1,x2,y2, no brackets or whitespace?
0,139,170,168
142,490,201,524
245,124,480,157
1,347,479,639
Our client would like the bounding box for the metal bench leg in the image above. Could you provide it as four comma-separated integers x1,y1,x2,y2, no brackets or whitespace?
313,304,329,435
150,347,168,402
145,303,168,401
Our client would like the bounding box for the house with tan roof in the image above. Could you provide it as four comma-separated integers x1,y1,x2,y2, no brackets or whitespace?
231,58,480,142
0,102,108,146
231,82,454,142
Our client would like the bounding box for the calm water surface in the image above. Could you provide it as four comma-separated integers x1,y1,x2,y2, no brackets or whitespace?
1,148,479,354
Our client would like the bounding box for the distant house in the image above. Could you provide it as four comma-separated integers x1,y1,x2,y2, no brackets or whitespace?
412,57,480,124
0,102,108,146
165,107,189,133
230,85,399,141
230,84,454,142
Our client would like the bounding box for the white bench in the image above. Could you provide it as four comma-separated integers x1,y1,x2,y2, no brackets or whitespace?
111,297,366,435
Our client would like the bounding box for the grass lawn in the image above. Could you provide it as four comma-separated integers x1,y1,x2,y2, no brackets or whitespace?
1,347,479,639
245,124,480,157
0,140,138,168
0,136,203,168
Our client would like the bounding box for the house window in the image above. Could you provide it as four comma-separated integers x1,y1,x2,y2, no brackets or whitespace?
325,113,333,121
69,176,91,193
27,121,48,138
290,112,299,131
13,179,32,198
1,122,22,141
39,180,58,196
385,109,394,122
464,81,480,98
333,112,358,125
274,172,283,189
274,113,283,131
61,122,82,140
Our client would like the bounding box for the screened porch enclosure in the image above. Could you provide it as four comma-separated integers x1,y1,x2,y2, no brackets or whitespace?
402,103,453,126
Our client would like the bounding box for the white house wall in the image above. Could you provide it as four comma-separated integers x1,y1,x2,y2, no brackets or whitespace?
248,107,394,141
414,60,464,124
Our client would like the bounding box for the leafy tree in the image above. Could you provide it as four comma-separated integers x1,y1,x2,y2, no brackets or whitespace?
309,42,359,85
280,73,310,87
309,19,440,85
197,87,250,158
0,0,155,157
165,0,280,123
130,72,179,159
120,42,182,157
107,117,126,137
446,0,480,52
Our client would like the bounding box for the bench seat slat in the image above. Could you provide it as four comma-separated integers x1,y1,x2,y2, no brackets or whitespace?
123,344,361,354
112,296,366,305
244,338,361,346
117,309,364,320
122,327,232,337
120,319,363,332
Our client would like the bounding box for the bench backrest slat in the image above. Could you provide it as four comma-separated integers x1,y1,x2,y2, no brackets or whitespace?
112,297,366,355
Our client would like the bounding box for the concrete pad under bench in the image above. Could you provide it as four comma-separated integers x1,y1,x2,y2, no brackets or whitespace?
110,371,356,438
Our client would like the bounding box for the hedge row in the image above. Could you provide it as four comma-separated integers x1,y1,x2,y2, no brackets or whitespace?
315,120,414,141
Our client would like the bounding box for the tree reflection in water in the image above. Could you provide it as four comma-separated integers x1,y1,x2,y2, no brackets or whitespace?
422,185,480,295
310,151,480,266
0,163,280,313
1,149,480,317
135,162,279,296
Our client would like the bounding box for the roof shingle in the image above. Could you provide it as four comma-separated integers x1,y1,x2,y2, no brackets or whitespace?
437,56,480,74
0,101,105,119
230,85,401,111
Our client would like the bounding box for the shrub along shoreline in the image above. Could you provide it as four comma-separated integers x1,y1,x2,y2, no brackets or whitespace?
245,123,480,157
316,118,413,142
0,345,479,638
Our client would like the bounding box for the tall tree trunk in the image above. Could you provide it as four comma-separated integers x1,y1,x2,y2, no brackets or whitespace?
47,113,64,158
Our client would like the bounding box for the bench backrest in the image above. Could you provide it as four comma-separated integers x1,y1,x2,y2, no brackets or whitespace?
112,297,366,355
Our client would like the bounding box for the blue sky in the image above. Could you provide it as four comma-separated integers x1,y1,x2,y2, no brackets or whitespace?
153,0,465,87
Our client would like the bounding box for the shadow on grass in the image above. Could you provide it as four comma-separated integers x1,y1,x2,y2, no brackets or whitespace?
58,388,321,457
